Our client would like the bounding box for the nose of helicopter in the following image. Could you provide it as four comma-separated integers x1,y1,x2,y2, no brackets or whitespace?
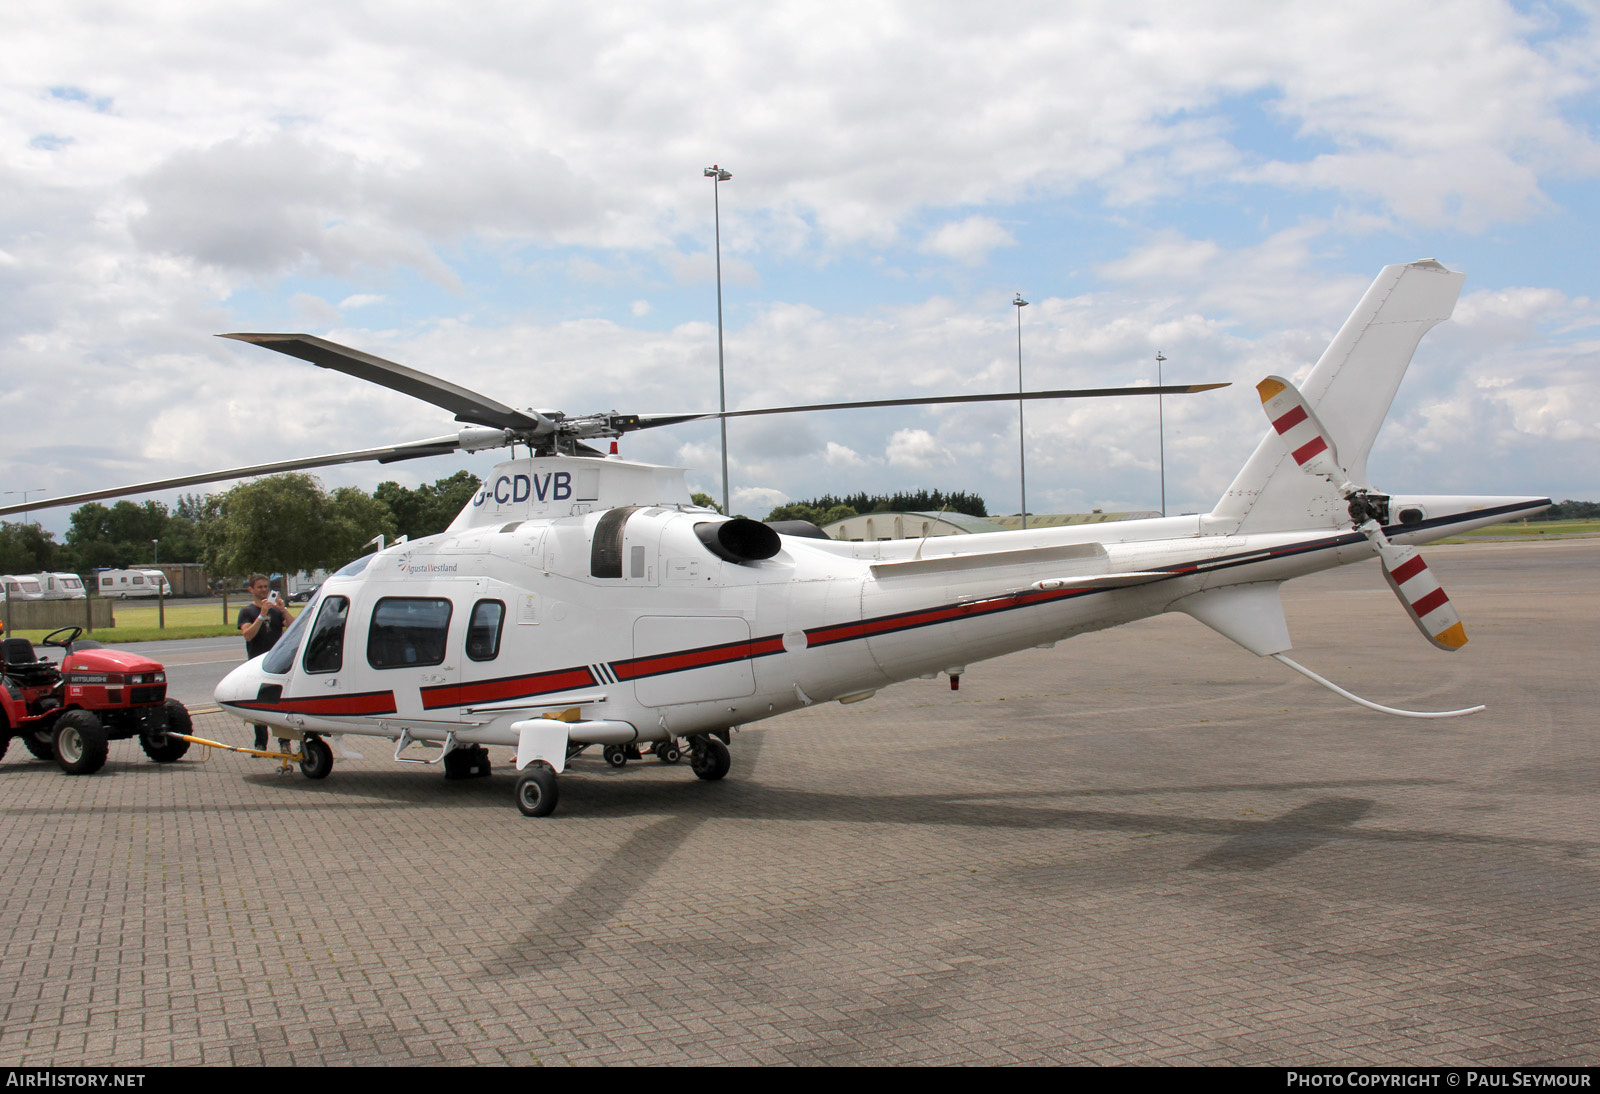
215,658,267,708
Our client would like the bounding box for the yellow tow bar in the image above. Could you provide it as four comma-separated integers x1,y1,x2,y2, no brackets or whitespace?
168,732,304,772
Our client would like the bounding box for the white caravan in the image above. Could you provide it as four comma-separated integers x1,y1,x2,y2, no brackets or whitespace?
96,569,172,599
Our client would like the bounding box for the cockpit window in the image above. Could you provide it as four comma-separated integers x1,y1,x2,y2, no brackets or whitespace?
261,603,316,675
367,597,452,669
466,599,505,662
302,596,350,675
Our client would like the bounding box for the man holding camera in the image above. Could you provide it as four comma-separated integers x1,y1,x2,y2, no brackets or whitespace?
238,572,290,751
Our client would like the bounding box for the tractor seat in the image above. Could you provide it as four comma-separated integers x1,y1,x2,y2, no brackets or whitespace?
2,637,58,688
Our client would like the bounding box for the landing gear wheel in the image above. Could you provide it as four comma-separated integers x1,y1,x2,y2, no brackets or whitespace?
655,740,681,764
140,699,192,763
690,736,730,781
603,744,628,768
22,730,53,760
299,736,333,780
515,765,559,817
54,710,109,775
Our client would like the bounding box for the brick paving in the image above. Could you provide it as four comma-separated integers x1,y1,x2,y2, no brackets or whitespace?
1,539,1595,1065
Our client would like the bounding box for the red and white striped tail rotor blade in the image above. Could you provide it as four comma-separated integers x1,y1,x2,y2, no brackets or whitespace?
1373,537,1469,651
1257,376,1352,490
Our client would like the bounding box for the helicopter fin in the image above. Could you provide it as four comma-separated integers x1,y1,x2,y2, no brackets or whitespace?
1207,259,1465,536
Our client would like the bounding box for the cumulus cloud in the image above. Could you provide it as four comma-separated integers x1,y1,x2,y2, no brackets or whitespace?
919,216,1016,265
886,428,954,470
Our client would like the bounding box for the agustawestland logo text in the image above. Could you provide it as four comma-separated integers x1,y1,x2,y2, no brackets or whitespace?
398,562,459,575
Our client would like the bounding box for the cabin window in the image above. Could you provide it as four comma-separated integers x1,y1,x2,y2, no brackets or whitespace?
302,596,350,675
132,575,144,584
466,599,505,662
368,597,452,669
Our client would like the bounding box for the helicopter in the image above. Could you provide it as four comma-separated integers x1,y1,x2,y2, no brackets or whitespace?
1,259,1548,817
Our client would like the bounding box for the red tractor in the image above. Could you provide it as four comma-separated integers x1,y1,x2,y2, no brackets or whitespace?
0,627,190,774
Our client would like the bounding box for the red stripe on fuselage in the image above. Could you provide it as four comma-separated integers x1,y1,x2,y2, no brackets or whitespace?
225,691,397,717
419,667,598,710
611,635,786,681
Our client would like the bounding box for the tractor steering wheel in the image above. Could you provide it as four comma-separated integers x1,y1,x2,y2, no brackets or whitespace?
41,626,84,650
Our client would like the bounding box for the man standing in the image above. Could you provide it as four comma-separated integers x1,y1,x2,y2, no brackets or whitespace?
237,573,289,751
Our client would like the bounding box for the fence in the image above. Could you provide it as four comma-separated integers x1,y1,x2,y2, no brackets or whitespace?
1,597,113,632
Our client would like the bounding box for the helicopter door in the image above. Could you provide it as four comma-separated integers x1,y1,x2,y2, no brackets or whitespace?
360,596,458,717
630,616,756,707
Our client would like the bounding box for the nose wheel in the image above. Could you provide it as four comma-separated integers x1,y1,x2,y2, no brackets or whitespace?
300,736,333,779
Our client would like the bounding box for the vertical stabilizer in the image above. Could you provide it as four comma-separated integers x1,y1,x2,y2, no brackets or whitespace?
1206,260,1465,535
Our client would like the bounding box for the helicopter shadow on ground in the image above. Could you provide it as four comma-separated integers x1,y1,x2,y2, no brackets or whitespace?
484,758,1590,977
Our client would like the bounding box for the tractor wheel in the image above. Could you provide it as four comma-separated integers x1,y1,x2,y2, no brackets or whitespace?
22,730,54,760
140,699,192,763
54,710,109,775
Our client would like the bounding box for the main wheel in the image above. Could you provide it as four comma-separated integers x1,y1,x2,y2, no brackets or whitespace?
300,736,333,780
515,765,559,817
690,736,730,781
54,710,109,775
22,730,53,760
140,699,192,763
655,740,681,764
603,744,628,768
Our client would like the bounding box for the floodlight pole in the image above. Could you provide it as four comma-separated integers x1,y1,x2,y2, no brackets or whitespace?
1014,294,1029,530
705,165,733,515
4,488,44,526
1155,351,1167,518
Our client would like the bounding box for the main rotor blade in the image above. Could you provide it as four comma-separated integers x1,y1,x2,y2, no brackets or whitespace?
626,382,1230,430
0,435,468,518
222,333,547,434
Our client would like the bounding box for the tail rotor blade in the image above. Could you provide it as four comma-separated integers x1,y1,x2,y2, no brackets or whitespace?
1257,376,1356,494
1363,522,1468,651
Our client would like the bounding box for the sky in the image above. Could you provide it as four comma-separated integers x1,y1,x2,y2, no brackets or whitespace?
3,0,1597,539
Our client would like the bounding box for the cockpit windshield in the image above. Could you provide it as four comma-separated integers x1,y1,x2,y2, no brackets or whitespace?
261,598,318,675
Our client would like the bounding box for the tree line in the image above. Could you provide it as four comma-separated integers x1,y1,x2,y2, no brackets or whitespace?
766,489,989,528
0,470,480,584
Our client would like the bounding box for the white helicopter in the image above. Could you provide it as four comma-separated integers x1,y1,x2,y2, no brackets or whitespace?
3,260,1548,817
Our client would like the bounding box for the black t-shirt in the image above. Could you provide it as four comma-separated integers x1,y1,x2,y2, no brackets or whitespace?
239,603,288,660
